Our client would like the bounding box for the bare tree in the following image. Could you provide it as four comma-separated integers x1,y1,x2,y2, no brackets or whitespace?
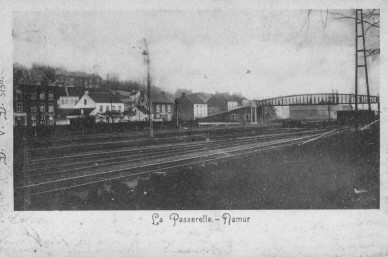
301,9,380,56
330,9,380,56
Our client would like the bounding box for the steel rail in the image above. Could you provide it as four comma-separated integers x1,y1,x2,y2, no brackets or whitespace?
21,129,328,182
25,128,323,169
15,131,335,198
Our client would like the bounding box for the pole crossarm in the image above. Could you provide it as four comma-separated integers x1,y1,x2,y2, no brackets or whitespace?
255,93,379,107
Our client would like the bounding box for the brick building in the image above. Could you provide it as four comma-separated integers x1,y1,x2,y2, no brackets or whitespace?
152,93,174,121
13,68,60,127
55,70,102,89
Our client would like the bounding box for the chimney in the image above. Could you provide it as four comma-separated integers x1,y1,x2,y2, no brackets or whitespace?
85,90,89,95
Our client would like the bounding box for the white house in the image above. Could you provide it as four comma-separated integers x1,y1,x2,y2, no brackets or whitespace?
74,90,124,123
179,93,208,121
57,87,80,109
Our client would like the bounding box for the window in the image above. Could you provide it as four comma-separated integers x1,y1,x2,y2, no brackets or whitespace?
61,99,65,104
156,114,160,119
112,106,116,111
156,105,160,113
232,114,235,121
48,116,54,126
65,99,68,104
48,91,54,100
84,99,87,105
167,105,171,113
106,106,109,112
161,104,165,113
40,92,45,100
31,106,37,113
31,93,36,100
118,106,122,112
16,103,22,113
31,116,36,127
48,103,54,113
99,106,103,112
40,115,46,125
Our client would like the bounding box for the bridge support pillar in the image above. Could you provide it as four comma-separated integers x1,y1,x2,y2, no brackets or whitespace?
251,106,258,124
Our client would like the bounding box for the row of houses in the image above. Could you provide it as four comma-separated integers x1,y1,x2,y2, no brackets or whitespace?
13,66,260,127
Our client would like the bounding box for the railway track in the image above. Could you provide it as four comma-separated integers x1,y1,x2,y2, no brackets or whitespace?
26,124,282,145
19,127,312,159
24,128,324,170
15,128,344,198
20,126,298,155
19,129,329,184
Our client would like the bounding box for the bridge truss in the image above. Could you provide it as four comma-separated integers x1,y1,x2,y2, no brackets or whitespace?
256,93,379,107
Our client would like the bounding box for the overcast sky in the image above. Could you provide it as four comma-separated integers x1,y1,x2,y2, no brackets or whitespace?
13,10,380,99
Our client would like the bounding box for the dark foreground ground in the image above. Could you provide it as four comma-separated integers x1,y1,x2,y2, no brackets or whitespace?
21,125,379,210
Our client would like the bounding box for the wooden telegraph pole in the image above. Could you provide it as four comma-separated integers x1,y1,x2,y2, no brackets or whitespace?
142,39,153,137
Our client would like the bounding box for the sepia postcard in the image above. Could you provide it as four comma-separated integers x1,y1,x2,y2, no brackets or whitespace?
0,0,387,256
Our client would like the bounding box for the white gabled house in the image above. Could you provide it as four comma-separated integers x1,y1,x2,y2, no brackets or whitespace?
74,90,125,123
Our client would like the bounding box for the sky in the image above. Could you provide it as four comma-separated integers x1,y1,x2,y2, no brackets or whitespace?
13,10,380,99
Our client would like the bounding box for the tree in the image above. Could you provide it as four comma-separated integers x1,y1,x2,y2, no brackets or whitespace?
302,9,380,56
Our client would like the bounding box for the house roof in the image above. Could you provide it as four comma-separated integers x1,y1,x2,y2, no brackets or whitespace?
152,93,174,104
67,87,81,97
110,90,132,97
111,90,140,104
87,91,123,104
196,92,213,103
59,86,81,97
184,94,206,104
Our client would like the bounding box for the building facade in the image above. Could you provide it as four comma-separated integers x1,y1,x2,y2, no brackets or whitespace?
207,93,245,115
152,93,174,122
198,105,258,125
178,93,208,121
74,90,124,123
14,69,59,127
55,70,102,89
57,87,81,109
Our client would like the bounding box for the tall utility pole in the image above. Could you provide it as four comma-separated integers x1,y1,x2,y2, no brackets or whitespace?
142,39,153,137
355,9,372,127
